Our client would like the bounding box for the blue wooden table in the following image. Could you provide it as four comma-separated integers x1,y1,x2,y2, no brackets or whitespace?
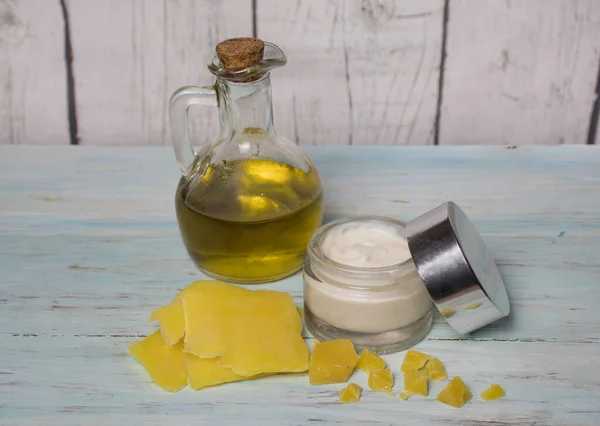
1,146,599,425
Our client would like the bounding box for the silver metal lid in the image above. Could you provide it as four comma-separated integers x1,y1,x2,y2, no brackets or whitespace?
406,202,510,335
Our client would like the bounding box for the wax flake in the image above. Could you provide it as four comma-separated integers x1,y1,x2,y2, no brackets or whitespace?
148,280,213,345
368,369,394,392
356,349,387,373
403,370,428,397
339,383,362,403
181,281,308,376
437,376,472,408
309,339,358,385
400,350,432,373
424,358,447,381
186,353,269,390
148,298,186,345
481,384,505,401
132,280,309,391
129,330,187,392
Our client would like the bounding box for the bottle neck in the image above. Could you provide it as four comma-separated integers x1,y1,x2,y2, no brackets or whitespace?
216,74,274,138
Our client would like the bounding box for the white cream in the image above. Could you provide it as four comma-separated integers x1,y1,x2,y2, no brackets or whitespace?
303,217,433,336
319,219,412,268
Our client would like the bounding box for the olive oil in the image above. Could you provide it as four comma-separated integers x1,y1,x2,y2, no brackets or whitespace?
176,158,323,283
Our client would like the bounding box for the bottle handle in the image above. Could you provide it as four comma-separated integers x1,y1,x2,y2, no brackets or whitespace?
169,85,218,174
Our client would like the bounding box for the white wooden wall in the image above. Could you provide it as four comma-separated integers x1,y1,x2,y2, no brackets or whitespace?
1,0,599,146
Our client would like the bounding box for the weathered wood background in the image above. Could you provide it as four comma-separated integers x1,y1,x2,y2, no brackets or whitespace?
1,0,600,146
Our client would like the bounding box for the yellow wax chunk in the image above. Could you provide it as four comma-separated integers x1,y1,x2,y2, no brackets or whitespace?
403,370,428,397
185,353,268,390
481,384,506,401
339,383,362,404
368,369,394,392
181,281,308,376
309,339,358,385
464,302,482,310
424,358,447,381
399,391,411,400
148,298,186,345
356,349,386,373
437,376,472,408
148,280,215,345
440,308,456,318
129,330,187,392
400,350,432,373
181,281,252,358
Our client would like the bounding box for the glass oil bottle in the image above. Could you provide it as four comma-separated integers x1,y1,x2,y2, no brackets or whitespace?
169,38,323,283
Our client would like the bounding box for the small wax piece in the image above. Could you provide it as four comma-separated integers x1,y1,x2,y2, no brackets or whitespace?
368,369,394,392
309,339,358,385
440,308,456,318
424,358,447,381
403,370,428,397
129,330,187,392
399,391,411,400
339,383,362,403
356,349,386,373
400,349,432,373
481,384,506,401
437,376,472,408
186,353,267,390
148,298,186,345
464,302,482,310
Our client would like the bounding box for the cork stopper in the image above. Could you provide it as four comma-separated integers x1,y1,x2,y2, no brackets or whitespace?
216,38,265,70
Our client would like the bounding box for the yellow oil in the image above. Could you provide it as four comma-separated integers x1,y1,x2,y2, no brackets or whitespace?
175,158,323,283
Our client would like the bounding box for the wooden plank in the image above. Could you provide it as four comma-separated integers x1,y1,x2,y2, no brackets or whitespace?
0,0,69,145
66,0,252,146
440,0,600,145
257,0,444,146
1,221,600,344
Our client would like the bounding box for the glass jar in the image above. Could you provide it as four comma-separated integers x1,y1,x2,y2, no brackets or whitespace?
303,202,512,354
303,216,434,354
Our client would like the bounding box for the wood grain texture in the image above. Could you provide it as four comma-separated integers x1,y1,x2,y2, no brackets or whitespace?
0,0,69,145
4,0,600,147
596,104,600,145
440,0,600,145
257,0,444,145
1,336,598,426
1,146,600,424
66,0,252,146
